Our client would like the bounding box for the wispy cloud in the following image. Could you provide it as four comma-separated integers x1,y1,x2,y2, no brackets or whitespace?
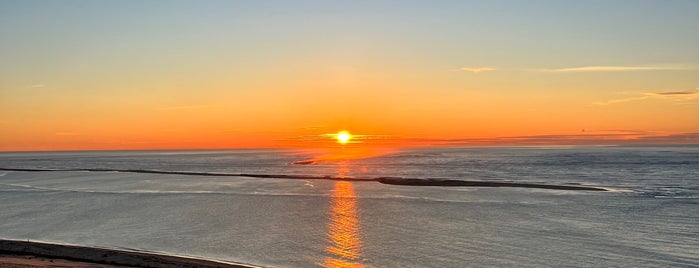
28,84,46,88
539,65,692,73
460,67,496,73
455,64,693,73
648,89,699,96
594,88,699,105
593,96,651,106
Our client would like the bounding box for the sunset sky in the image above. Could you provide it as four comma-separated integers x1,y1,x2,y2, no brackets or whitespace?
2,1,698,151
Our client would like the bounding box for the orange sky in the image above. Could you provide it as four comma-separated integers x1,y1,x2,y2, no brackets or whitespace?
1,1,699,151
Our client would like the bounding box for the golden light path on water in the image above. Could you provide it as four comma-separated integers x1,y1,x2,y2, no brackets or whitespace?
322,162,365,268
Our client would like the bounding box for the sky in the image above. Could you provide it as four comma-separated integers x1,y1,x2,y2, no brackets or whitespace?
1,0,698,151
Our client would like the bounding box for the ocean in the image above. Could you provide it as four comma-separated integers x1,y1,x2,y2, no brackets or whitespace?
1,146,698,267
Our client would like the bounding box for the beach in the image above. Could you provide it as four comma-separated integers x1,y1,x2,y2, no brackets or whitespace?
0,254,131,268
0,239,253,268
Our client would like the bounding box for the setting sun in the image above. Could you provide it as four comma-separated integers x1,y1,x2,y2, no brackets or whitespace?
336,131,352,144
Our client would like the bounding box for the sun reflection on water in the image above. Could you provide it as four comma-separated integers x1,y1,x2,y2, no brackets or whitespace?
322,162,365,268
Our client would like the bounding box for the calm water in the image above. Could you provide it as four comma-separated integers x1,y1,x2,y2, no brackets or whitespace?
1,146,698,267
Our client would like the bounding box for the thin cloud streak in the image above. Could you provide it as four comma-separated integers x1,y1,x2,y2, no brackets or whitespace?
460,67,496,73
540,65,692,73
593,96,650,106
594,88,699,105
455,64,692,73
649,89,699,96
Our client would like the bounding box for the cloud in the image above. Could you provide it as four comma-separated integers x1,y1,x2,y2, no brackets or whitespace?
28,84,46,88
457,64,693,73
460,67,496,73
593,96,650,106
634,133,699,144
648,89,699,96
540,65,692,73
594,88,699,105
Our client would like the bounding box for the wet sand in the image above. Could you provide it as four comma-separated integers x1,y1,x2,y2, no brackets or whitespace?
0,240,254,268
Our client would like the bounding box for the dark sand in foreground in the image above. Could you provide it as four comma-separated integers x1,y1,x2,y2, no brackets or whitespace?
0,254,136,268
0,240,255,268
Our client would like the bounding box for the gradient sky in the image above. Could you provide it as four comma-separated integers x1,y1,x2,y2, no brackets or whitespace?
1,0,698,151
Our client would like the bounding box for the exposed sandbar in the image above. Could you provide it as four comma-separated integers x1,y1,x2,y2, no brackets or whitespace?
0,168,375,182
0,168,607,191
376,177,608,191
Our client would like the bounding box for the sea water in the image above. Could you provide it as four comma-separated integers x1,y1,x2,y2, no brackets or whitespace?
0,146,698,267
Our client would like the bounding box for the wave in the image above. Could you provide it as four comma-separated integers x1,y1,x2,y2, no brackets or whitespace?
0,167,607,191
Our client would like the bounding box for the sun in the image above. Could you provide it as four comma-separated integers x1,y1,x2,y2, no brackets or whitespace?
336,130,352,144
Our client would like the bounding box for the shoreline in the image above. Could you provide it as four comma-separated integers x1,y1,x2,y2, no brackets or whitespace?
0,239,256,268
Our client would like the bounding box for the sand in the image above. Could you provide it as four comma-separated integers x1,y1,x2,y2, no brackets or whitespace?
0,240,255,268
0,254,135,267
